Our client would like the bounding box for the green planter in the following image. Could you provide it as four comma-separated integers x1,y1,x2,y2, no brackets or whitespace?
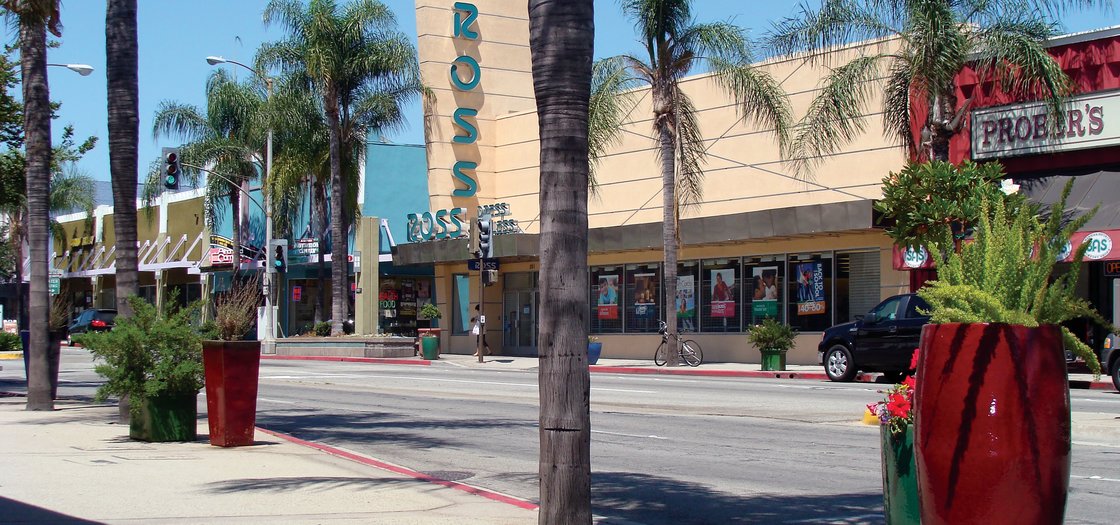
760,349,786,371
881,425,920,525
130,394,198,442
420,335,440,360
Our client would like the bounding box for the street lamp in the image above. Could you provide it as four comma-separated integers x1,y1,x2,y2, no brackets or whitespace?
207,55,276,347
47,63,94,76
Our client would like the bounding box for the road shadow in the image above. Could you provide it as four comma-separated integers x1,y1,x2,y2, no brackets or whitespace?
590,471,884,525
0,495,101,524
256,407,535,450
205,476,418,494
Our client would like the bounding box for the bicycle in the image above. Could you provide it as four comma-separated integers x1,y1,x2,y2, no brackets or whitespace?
654,320,703,367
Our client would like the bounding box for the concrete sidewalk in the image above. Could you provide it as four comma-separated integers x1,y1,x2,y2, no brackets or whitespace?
0,398,537,524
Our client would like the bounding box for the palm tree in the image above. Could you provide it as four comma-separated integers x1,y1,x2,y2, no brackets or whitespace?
106,0,139,318
768,0,1112,169
529,2,595,521
593,0,793,362
259,0,423,335
149,69,267,273
3,0,60,410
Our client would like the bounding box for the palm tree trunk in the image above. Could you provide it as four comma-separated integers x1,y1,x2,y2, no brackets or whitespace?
313,177,327,324
229,185,241,276
19,6,53,410
657,104,680,367
325,92,347,336
529,0,594,522
106,0,139,317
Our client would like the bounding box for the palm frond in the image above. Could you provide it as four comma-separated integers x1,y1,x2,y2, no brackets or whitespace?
588,56,642,192
766,0,897,60
672,89,706,210
707,54,795,157
970,19,1071,129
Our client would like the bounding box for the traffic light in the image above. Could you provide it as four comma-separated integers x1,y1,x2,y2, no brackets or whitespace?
477,214,493,259
163,147,181,191
269,239,288,273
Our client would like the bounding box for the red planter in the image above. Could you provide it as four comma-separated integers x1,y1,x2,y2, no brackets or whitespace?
202,340,262,447
915,323,1070,524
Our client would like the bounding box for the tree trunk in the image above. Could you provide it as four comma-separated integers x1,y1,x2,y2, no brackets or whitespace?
313,177,328,324
19,5,53,411
229,184,241,276
529,1,594,522
325,92,347,336
12,216,24,330
657,100,680,367
106,0,139,317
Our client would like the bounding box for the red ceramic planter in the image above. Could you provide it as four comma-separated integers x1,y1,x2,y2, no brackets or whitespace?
915,323,1070,525
203,340,262,447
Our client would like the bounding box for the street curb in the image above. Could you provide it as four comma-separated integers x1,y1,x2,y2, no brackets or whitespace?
261,355,432,366
0,352,22,360
256,427,540,511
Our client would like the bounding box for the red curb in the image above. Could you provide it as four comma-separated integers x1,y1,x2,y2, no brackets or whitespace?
256,427,539,511
261,355,432,366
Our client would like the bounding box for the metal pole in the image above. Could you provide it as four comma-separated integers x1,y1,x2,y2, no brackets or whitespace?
478,268,485,363
263,78,275,347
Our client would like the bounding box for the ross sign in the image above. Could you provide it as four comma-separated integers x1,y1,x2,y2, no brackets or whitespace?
796,261,826,316
450,2,481,197
971,90,1116,160
406,207,468,242
468,258,500,271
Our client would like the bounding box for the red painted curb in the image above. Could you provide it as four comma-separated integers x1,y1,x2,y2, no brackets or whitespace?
256,427,539,511
261,355,432,366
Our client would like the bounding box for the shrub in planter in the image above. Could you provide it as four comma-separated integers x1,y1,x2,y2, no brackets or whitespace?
746,318,797,371
314,321,331,337
203,275,263,447
79,296,204,442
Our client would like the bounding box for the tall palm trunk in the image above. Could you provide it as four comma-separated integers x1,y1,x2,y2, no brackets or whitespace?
19,5,53,410
657,99,679,366
106,0,139,317
229,184,242,276
313,177,327,324
325,92,347,335
529,0,594,522
11,214,25,328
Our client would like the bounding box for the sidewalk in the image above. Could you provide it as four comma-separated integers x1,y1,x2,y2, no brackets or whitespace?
263,351,1116,390
0,398,537,524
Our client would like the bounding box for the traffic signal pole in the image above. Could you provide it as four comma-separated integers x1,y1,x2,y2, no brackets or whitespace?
477,214,492,363
263,77,275,350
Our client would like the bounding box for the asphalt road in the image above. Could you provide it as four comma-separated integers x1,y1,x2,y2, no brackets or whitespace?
3,350,1118,524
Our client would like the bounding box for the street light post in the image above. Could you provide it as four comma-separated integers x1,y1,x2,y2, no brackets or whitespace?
206,56,276,347
46,63,94,76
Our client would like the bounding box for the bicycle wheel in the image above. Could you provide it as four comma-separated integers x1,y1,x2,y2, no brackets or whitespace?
681,340,703,367
654,341,668,366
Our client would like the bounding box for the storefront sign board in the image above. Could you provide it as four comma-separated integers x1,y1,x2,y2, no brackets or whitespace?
971,90,1117,160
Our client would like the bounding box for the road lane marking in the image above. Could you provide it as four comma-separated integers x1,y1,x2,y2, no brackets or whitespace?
1073,440,1120,449
1073,474,1120,482
591,387,656,393
591,429,667,440
263,372,656,393
258,397,297,405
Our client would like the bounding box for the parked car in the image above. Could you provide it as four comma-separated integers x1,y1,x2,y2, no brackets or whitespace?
817,294,930,382
67,308,117,346
1101,333,1120,392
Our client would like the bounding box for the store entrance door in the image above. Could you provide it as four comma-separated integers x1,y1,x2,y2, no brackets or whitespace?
503,275,538,356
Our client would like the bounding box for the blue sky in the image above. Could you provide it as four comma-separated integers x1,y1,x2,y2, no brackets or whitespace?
9,0,1119,182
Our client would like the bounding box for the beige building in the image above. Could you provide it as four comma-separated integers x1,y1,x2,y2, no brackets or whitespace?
400,0,912,364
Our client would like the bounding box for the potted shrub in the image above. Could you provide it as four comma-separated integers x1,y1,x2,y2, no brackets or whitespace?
587,336,602,365
80,296,204,442
202,275,262,447
747,317,797,371
418,302,442,360
867,350,920,525
913,180,1109,524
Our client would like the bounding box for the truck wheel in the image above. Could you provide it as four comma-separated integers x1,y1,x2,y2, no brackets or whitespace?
825,345,857,382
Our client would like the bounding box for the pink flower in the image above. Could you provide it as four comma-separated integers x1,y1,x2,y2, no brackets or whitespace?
909,348,920,370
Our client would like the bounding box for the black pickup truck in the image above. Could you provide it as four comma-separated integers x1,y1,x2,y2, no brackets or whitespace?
817,294,929,382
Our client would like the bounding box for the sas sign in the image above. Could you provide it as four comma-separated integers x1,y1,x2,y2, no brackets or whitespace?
1082,232,1113,260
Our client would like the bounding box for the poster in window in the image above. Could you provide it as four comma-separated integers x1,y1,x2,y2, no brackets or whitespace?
633,272,657,319
596,275,619,320
750,266,778,320
796,261,826,315
710,269,736,318
676,275,696,330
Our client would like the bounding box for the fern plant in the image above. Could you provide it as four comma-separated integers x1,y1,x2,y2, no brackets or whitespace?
918,179,1108,376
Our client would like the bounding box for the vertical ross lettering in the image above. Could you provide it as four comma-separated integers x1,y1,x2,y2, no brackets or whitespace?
453,107,479,144
452,2,479,39
450,55,481,91
452,161,479,197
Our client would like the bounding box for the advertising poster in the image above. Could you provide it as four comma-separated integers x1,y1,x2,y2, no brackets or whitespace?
633,273,657,319
710,269,736,318
596,275,619,320
751,266,778,320
796,261,826,316
676,275,696,319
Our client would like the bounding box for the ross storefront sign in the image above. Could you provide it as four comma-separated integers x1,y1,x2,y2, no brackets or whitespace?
406,207,468,242
450,2,481,196
796,261,826,316
468,258,500,271
971,91,1116,160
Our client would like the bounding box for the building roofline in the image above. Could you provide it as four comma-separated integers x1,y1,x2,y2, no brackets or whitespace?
1048,25,1120,48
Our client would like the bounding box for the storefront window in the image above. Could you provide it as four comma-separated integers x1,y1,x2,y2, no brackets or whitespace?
453,274,470,334
744,255,785,326
701,258,742,332
590,266,623,334
787,253,833,332
675,261,700,333
625,263,661,333
835,250,882,323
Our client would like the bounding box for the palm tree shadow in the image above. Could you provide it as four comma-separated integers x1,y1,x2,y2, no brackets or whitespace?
590,471,883,525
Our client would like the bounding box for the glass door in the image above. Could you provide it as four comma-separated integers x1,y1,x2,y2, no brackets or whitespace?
502,276,538,356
